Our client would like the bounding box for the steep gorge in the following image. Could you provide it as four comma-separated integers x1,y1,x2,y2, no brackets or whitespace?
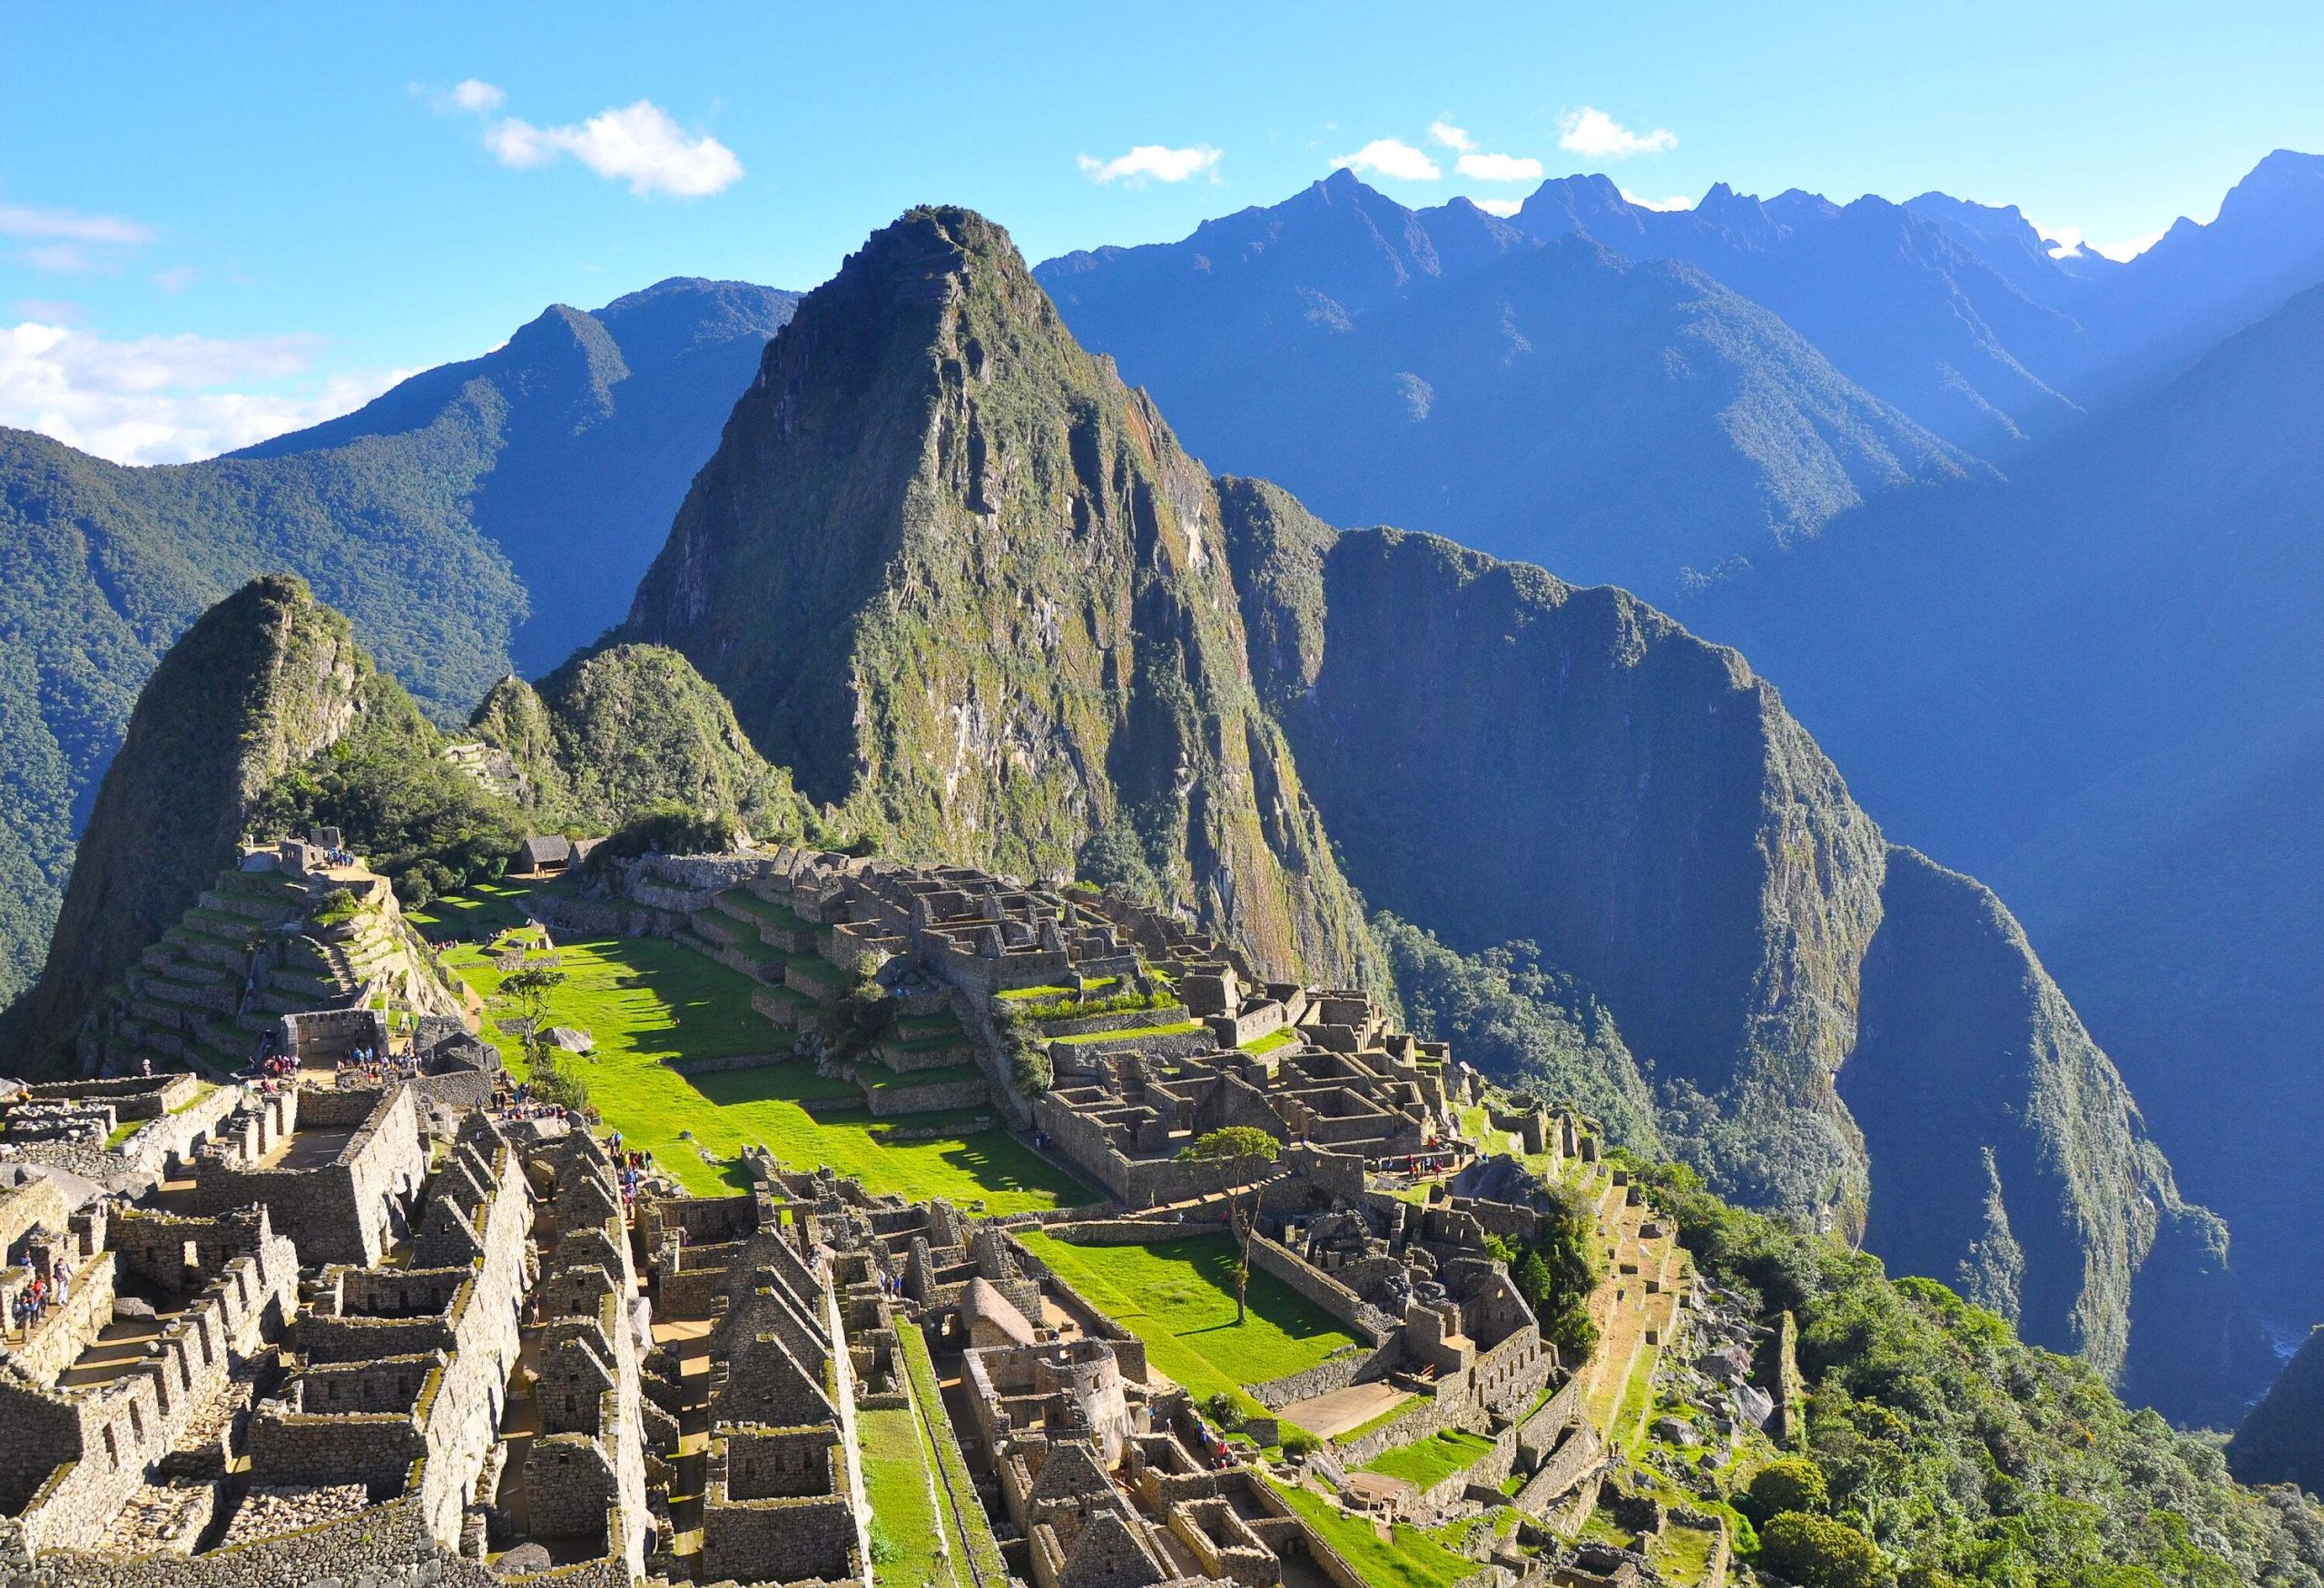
1214,488,2230,1406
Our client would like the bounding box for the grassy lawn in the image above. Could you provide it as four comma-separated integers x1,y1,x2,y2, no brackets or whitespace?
1016,1233,1354,1415
1051,1020,1204,1046
1650,1524,1720,1585
1266,1479,1475,1588
1333,1396,1422,1448
1359,1428,1497,1490
858,1405,954,1588
424,897,1087,1212
406,879,562,940
1240,1026,1298,1056
897,1326,1008,1583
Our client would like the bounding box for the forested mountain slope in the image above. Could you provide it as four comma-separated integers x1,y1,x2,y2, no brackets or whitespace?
0,277,793,1011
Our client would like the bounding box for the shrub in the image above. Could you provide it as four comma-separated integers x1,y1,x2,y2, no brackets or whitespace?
1008,1028,1054,1096
1280,1431,1319,1459
1746,1457,1829,1521
311,887,360,927
589,800,739,866
1758,1513,1881,1588
528,1053,591,1115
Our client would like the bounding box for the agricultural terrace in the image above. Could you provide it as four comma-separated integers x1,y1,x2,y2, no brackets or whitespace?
1014,1231,1355,1417
1265,1480,1476,1588
410,883,1088,1211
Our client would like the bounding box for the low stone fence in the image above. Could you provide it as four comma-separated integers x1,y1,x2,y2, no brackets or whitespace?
1248,1235,1395,1346
864,1075,990,1118
1042,1218,1205,1245
668,1053,797,1079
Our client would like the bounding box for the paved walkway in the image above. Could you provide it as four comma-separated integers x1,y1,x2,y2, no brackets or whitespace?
1281,1378,1411,1440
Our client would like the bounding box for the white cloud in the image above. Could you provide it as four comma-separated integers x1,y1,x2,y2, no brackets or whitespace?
1621,188,1695,212
0,202,154,273
1457,152,1544,182
153,265,198,294
448,81,743,198
2030,217,2165,262
2093,228,2165,261
0,320,407,466
1428,119,1475,153
1557,107,1678,160
0,202,153,247
1076,144,1222,185
1333,138,1441,182
1472,198,1524,218
450,78,504,113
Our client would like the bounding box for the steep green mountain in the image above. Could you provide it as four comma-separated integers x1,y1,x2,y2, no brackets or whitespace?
1035,171,1973,597
0,277,793,1013
2230,1325,2324,1494
1685,281,2324,1386
15,575,369,1070
1373,912,1661,1152
621,206,1378,986
468,643,816,840
1213,492,2230,1413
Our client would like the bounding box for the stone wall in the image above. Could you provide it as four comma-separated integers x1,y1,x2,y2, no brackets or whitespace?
1247,1235,1395,1346
3,1211,299,1559
192,1085,427,1267
863,1075,990,1118
1247,1337,1404,1411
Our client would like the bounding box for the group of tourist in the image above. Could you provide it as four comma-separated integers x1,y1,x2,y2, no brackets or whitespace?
250,1051,300,1093
333,1046,411,1087
8,1254,72,1338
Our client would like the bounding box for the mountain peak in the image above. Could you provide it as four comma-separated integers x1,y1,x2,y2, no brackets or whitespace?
625,204,1379,985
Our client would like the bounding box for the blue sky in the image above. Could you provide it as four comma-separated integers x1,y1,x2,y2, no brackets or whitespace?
5,0,2320,463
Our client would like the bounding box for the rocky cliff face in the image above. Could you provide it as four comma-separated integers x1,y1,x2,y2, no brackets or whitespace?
18,575,365,1070
1215,496,2221,1396
468,644,814,840
1846,847,2237,1394
1223,494,1886,1217
622,208,1376,985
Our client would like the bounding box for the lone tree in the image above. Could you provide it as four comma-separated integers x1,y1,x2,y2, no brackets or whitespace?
500,963,569,1072
1177,1125,1282,1325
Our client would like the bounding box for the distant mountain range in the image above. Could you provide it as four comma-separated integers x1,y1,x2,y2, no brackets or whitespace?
1037,151,2324,594
0,277,793,1009
1683,277,2324,1366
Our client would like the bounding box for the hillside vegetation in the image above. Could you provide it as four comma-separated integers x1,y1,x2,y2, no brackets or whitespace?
0,277,793,1012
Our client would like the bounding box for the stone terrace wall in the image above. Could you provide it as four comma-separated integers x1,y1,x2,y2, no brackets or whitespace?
3,1218,299,1559
1248,1337,1404,1411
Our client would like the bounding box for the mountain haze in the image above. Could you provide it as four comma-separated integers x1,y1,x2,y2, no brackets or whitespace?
1684,279,2324,1364
1037,170,1971,597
